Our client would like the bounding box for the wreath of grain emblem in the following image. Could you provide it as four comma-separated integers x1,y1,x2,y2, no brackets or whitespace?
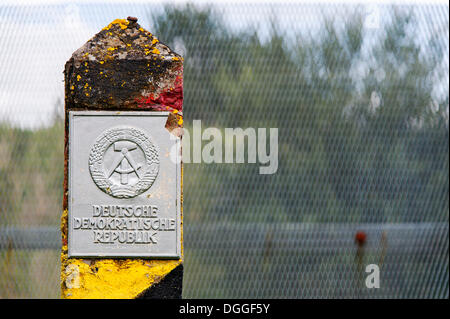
88,126,159,198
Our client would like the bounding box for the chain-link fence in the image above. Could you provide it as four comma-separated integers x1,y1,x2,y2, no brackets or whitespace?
0,1,448,298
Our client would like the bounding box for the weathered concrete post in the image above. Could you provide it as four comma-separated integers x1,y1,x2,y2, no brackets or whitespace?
61,17,184,299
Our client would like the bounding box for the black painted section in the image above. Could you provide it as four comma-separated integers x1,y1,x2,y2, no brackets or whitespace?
137,264,183,299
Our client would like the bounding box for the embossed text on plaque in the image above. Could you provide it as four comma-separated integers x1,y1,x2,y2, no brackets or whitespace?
68,111,181,258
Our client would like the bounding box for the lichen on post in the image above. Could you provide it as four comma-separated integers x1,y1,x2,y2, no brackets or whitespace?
61,17,183,299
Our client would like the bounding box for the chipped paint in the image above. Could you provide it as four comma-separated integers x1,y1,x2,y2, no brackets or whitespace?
165,112,184,137
135,74,183,111
64,264,80,289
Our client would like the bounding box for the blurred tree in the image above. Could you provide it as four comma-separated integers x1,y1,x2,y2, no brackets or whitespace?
147,4,448,224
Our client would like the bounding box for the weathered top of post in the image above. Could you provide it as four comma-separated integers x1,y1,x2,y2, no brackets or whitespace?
65,18,183,111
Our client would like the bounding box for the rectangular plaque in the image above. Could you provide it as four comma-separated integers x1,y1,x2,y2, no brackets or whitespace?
68,111,181,258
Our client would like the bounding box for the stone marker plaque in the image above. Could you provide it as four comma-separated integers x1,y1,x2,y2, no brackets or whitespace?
68,111,181,258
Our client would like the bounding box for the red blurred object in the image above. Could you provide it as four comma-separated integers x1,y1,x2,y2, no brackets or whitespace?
355,231,367,246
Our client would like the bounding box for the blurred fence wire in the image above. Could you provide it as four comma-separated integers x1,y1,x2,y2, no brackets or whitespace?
0,1,449,298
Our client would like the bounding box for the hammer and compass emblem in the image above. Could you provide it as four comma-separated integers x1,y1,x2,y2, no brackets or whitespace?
107,141,143,185
88,126,159,198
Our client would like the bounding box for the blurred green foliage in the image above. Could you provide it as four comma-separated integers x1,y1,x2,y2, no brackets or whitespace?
152,5,448,223
0,120,63,227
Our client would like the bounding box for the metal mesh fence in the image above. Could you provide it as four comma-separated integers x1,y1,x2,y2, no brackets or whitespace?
0,1,448,298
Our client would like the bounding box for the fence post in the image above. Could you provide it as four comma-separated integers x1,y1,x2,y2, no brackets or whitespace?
61,17,183,299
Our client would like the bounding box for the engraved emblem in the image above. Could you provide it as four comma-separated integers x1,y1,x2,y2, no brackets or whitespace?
88,126,159,198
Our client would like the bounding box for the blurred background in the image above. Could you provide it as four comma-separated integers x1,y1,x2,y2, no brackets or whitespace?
0,0,448,298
